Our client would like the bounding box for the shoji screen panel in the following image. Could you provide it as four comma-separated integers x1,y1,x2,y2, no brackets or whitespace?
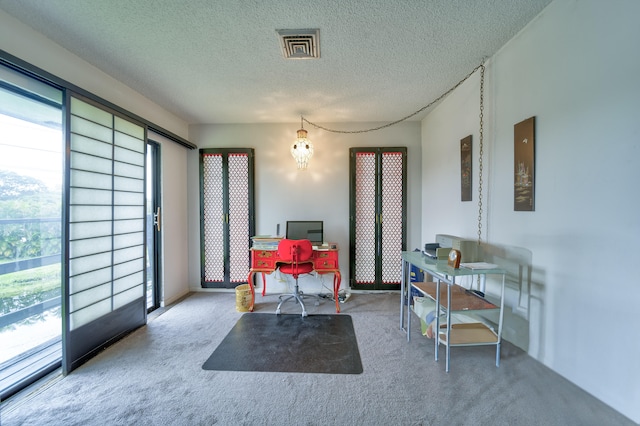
68,98,114,328
65,96,146,372
112,116,145,309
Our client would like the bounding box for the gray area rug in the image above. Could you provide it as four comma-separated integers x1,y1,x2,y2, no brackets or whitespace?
1,292,635,425
203,313,363,374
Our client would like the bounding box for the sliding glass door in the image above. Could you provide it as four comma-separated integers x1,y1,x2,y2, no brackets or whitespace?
1,53,192,398
146,141,161,312
0,73,150,393
0,63,63,399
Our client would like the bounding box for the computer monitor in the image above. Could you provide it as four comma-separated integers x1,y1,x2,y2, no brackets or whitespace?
286,221,323,246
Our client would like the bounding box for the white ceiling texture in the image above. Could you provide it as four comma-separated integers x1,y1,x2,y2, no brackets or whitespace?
0,0,552,125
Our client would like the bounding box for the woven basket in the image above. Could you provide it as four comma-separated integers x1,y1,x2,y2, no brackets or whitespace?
235,284,252,312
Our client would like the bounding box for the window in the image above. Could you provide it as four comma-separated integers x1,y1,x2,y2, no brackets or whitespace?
0,51,193,399
0,62,63,399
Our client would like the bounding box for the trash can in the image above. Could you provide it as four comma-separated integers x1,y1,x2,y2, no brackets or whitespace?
235,284,252,312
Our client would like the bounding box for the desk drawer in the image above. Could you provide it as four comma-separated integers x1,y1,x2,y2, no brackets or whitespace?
251,250,276,269
314,251,338,270
315,259,337,270
254,259,276,268
315,251,337,260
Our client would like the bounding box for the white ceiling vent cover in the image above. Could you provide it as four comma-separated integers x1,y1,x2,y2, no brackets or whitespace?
276,29,320,59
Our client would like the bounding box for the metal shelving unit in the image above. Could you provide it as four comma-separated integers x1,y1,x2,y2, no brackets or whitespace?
400,251,506,372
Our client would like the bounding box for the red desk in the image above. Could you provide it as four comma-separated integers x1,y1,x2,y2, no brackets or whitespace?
247,247,341,313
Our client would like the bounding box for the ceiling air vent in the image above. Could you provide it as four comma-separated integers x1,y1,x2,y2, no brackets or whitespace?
276,29,320,59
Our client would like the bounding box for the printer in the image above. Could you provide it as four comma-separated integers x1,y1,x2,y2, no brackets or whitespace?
423,234,481,262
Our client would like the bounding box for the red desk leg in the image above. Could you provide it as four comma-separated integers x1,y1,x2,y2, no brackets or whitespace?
333,271,341,313
247,271,255,312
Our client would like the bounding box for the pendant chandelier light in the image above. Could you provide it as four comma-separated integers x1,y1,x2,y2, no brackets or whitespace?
291,116,314,169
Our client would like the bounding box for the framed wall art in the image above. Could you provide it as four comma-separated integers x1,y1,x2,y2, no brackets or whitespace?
514,116,535,211
460,135,472,201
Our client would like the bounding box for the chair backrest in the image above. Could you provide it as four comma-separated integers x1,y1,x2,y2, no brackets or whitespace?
277,239,313,264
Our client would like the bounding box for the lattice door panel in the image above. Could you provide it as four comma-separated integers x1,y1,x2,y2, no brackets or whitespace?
380,152,404,284
354,152,377,284
228,153,250,283
200,149,254,288
202,154,225,282
350,147,406,290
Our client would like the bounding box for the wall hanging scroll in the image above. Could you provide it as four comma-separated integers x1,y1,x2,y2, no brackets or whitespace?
460,135,472,201
514,116,535,211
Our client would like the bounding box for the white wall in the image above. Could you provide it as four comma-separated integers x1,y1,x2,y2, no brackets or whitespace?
0,10,193,307
187,122,422,293
421,0,640,422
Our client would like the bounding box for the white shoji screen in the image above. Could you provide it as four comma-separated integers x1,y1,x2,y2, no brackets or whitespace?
68,97,145,330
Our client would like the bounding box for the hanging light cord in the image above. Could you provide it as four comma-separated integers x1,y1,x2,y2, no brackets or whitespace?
302,62,485,134
477,64,485,247
301,61,487,265
474,64,485,289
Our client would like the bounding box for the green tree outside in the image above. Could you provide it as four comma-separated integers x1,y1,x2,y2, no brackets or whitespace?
0,170,61,320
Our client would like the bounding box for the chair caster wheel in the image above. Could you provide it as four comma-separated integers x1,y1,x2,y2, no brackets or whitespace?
302,311,308,317
276,309,281,314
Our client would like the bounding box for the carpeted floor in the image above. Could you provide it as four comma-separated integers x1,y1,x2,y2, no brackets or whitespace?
203,313,363,374
1,292,635,425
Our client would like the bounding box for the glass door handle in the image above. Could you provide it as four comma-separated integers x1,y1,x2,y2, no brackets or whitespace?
153,207,161,231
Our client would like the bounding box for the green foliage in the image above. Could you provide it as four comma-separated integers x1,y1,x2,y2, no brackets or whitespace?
0,192,60,219
0,219,61,262
0,170,49,201
0,264,61,315
0,167,62,330
0,170,61,263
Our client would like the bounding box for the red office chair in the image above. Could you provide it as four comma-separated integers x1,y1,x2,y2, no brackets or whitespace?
275,238,317,317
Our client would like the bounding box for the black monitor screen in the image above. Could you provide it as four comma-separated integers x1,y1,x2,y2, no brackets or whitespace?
286,221,323,245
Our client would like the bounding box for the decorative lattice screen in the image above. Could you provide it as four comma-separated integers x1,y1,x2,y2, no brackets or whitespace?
353,149,405,287
354,152,377,284
201,151,252,285
381,152,403,284
202,154,225,282
228,153,250,282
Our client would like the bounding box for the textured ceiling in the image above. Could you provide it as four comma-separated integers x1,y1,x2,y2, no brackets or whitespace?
0,0,552,125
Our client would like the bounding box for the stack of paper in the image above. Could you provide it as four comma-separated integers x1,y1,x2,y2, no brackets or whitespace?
460,262,498,270
251,236,282,250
